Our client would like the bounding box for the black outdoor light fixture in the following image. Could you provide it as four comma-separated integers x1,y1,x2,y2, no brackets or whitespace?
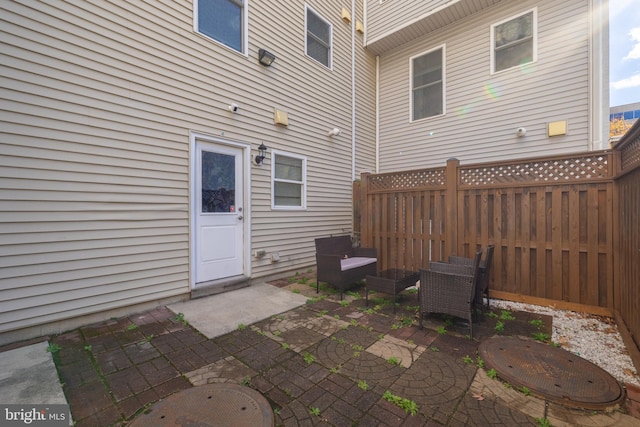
258,48,276,66
255,142,267,165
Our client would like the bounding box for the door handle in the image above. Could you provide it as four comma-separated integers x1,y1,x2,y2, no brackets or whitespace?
238,215,243,220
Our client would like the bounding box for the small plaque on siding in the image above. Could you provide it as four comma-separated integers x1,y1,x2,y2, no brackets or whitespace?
548,120,567,137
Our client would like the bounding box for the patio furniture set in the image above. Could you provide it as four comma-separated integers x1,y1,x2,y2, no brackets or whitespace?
315,235,495,338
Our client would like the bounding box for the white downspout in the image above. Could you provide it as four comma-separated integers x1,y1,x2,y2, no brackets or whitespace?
351,0,357,181
589,0,609,150
376,55,380,173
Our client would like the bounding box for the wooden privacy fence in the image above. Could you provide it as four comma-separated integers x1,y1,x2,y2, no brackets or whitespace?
356,129,640,371
358,152,616,314
612,121,640,366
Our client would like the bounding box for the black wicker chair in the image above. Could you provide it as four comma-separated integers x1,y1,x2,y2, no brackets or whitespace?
315,235,377,299
419,250,482,338
449,245,495,309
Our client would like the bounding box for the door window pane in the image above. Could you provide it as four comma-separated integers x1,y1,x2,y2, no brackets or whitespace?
202,151,235,212
197,0,244,53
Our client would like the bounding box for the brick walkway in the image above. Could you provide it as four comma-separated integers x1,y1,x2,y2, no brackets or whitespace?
49,282,636,426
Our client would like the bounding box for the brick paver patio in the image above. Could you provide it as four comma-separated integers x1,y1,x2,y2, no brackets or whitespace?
47,277,638,426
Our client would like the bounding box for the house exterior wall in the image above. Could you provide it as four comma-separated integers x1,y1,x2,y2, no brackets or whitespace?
373,0,607,172
0,0,375,340
366,0,451,43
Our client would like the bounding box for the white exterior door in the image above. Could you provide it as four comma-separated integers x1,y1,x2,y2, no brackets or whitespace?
194,141,244,285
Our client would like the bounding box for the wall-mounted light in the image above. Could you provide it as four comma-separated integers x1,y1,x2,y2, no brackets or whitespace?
255,142,268,165
258,49,276,66
328,128,341,137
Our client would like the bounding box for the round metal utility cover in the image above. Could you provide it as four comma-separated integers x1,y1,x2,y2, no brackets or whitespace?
478,336,625,410
130,383,274,427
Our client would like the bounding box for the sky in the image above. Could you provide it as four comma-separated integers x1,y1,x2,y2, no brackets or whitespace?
609,0,640,107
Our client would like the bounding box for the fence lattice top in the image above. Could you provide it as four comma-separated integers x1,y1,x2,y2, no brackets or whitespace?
620,136,640,172
367,168,446,192
459,153,611,187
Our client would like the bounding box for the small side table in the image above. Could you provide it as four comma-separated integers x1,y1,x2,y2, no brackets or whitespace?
365,269,420,313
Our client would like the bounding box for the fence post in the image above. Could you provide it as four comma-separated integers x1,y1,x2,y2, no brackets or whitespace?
359,173,370,248
445,158,459,257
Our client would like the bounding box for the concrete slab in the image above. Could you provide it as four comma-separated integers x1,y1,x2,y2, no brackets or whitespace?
167,283,308,339
0,341,68,405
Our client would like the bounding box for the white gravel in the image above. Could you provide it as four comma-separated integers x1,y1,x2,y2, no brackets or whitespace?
491,299,640,388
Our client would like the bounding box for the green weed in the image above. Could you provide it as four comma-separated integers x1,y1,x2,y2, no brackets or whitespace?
46,343,61,354
532,332,551,342
529,319,544,328
499,310,515,321
174,313,188,325
519,386,532,396
303,352,315,364
382,390,419,415
535,417,552,427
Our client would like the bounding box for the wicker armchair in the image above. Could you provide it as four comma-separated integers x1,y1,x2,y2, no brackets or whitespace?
449,245,495,309
315,235,377,299
419,250,482,338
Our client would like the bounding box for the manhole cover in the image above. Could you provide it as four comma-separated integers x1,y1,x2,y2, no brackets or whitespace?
130,383,274,427
478,336,625,410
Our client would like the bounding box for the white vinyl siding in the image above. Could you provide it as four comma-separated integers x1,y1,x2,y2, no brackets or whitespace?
411,46,445,121
195,0,247,54
305,5,332,68
272,151,307,209
366,0,450,42
378,0,591,172
0,0,373,339
365,0,504,54
491,9,537,74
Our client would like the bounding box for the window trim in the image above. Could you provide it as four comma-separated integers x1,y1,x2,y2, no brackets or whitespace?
490,8,537,75
409,44,446,123
271,150,307,210
194,0,249,55
304,4,333,69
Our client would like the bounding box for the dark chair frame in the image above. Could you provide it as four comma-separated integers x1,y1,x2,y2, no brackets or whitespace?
449,245,495,310
315,235,377,299
419,250,482,338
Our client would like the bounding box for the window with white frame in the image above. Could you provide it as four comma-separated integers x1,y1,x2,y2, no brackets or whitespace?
305,6,332,68
195,0,246,53
272,152,307,209
491,9,536,73
411,46,444,121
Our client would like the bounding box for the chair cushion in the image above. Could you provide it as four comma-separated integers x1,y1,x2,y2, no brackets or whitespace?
341,257,376,271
